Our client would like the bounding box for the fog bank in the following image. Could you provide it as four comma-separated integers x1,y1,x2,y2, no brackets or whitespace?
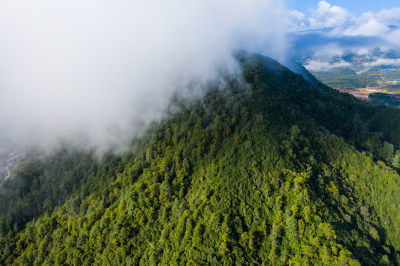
0,0,287,152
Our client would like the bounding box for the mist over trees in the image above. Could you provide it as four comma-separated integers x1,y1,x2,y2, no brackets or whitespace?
1,55,400,264
0,0,287,152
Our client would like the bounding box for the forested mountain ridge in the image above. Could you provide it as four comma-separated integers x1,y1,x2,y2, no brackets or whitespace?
1,53,400,265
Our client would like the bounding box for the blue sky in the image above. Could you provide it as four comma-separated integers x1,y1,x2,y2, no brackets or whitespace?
287,0,400,16
285,1,400,71
285,0,400,34
0,0,400,148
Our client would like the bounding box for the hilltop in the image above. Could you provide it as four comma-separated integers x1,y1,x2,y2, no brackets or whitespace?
1,53,400,265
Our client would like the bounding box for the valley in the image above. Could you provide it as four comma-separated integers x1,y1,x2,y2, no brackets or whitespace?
308,63,400,106
334,87,400,106
2,1,400,264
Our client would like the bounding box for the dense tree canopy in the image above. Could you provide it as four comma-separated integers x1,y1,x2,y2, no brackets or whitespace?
1,54,400,265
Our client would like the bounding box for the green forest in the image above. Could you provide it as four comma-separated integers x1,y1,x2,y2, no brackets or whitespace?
311,66,400,92
1,53,400,265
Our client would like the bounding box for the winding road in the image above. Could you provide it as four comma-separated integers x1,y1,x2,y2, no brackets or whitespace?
0,155,18,188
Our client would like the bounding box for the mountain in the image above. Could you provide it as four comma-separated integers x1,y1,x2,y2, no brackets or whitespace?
299,51,400,99
287,28,400,99
1,53,400,265
283,58,323,86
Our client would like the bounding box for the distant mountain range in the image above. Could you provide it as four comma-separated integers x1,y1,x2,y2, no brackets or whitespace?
288,25,400,64
285,26,400,104
2,53,400,265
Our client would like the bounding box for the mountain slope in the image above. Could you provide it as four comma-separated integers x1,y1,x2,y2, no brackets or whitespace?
1,54,400,265
283,58,324,86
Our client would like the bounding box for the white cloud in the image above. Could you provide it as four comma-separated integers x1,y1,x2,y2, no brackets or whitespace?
345,8,400,37
374,8,400,25
286,1,400,67
0,0,288,152
304,59,352,72
365,58,400,67
342,12,390,36
311,1,353,28
311,43,346,59
285,10,311,30
355,48,374,56
288,1,400,38
304,54,400,73
384,29,400,47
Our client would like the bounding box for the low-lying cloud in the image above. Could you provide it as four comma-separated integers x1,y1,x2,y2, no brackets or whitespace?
304,60,352,72
366,58,400,68
0,0,287,152
286,1,400,72
288,1,400,36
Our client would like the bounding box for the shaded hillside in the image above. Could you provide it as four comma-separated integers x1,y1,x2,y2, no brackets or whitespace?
1,54,400,265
